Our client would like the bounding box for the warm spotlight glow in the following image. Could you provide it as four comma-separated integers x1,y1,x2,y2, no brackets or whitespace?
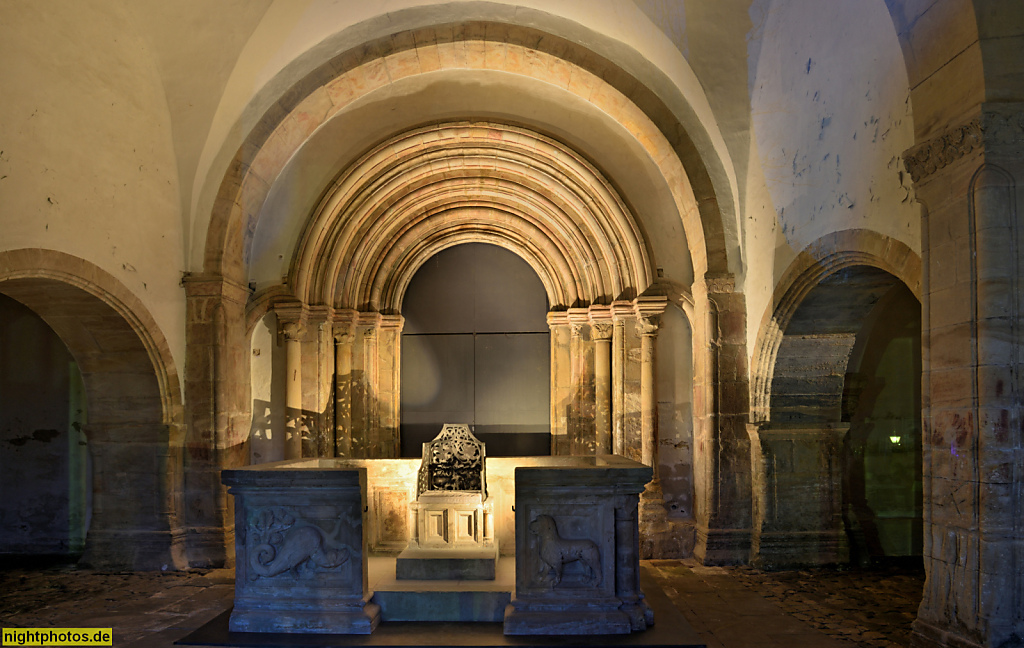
889,435,901,445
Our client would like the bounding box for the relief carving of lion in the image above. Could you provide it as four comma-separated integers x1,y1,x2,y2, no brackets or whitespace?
529,514,601,587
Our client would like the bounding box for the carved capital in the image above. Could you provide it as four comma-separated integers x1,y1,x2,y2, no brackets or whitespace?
703,273,736,295
332,318,355,344
635,315,661,337
280,320,305,341
903,118,982,183
982,105,1024,148
567,307,590,337
591,321,614,340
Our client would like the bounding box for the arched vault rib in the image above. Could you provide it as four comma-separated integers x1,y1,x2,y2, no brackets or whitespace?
291,121,654,313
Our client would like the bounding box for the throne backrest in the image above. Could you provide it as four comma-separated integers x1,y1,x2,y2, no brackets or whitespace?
416,424,487,499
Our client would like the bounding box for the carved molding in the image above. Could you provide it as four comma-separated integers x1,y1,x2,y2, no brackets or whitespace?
904,118,982,183
703,273,736,295
982,106,1024,147
904,107,1024,183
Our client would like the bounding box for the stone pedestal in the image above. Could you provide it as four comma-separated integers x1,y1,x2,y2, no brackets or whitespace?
749,424,849,568
222,460,380,634
504,455,654,635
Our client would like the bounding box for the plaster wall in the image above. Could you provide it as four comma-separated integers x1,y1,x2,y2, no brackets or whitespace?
0,2,186,378
744,0,919,354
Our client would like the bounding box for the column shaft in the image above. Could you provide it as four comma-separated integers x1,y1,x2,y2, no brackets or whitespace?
282,322,304,460
333,331,353,458
593,326,613,454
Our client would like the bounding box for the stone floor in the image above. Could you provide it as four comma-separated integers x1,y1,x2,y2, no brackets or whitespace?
0,558,924,647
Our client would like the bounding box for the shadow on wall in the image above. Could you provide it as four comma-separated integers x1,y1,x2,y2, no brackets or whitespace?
249,369,398,462
0,294,91,559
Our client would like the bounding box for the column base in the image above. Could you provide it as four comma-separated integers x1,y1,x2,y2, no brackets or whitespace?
693,525,751,565
910,617,985,648
184,525,235,569
80,528,188,571
750,529,849,570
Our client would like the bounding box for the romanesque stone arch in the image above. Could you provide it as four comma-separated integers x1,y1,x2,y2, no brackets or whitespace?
0,249,185,570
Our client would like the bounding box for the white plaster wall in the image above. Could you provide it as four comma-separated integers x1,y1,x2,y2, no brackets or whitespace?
744,0,919,352
0,2,186,378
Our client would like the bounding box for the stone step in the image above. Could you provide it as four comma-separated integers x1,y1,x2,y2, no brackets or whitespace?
368,555,514,622
396,545,498,580
372,589,512,622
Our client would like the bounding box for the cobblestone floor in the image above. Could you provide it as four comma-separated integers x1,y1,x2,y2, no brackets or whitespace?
0,558,924,647
647,559,925,648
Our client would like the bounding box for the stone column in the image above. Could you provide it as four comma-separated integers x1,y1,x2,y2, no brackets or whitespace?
333,313,356,458
180,273,251,568
308,306,334,458
353,313,381,458
637,315,659,472
590,306,613,455
377,315,404,458
611,301,632,456
547,312,571,455
903,104,1024,648
693,274,753,565
567,308,593,455
279,319,306,460
634,295,669,555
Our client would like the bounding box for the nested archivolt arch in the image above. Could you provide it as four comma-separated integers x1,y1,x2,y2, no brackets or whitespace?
291,121,654,312
205,22,721,288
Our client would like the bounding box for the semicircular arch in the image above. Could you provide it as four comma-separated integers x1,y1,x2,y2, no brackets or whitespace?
203,21,728,292
750,230,922,422
293,121,654,313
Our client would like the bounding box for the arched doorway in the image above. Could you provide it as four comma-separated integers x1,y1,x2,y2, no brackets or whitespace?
0,251,185,570
843,281,922,564
400,243,550,457
0,293,90,562
751,241,923,569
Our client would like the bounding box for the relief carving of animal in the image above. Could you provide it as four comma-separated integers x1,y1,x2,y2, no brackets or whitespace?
248,509,352,579
529,514,602,587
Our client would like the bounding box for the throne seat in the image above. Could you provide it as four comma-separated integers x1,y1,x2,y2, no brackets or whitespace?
396,424,497,580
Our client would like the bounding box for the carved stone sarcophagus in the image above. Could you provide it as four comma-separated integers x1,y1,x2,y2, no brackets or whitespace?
223,460,380,634
504,455,653,635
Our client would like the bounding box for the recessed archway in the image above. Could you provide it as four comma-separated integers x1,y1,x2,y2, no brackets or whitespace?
400,243,551,457
0,250,185,570
748,232,923,569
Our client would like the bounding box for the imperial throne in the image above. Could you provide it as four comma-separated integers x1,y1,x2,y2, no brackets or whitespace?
396,424,497,580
